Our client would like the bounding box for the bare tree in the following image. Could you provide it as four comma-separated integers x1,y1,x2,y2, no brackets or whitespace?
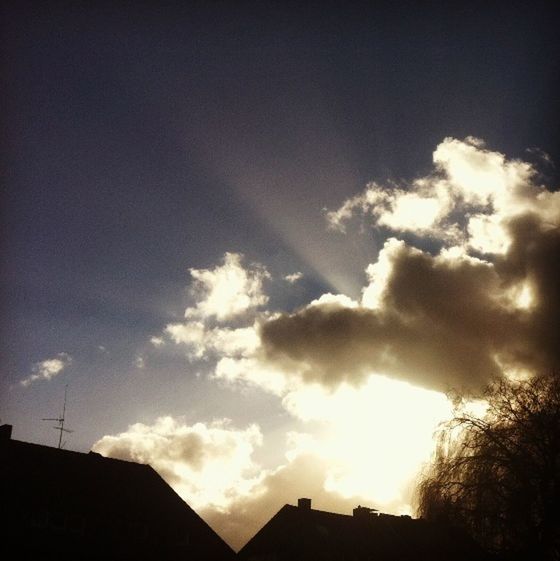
416,375,560,561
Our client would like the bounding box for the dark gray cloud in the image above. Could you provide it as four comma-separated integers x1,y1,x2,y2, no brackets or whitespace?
497,214,560,374
260,211,559,394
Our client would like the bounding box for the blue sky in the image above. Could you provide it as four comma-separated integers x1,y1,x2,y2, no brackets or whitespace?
2,1,559,549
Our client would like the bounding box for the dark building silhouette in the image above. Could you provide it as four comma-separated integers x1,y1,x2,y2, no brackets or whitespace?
238,498,491,561
0,425,235,560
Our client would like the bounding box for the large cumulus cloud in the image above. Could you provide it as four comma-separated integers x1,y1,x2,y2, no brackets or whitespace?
259,138,560,394
259,228,540,393
153,137,560,398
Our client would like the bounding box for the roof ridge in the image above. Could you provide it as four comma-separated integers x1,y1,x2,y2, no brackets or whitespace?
3,438,153,468
284,504,353,517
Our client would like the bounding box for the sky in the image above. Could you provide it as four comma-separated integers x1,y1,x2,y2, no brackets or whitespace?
2,1,560,551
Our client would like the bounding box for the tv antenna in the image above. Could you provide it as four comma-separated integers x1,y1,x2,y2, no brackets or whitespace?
42,384,73,449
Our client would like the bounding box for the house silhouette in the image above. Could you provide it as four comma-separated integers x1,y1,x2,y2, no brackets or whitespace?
0,425,235,560
238,497,492,561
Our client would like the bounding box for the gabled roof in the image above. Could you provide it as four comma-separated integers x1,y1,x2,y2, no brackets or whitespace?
1,434,235,560
238,502,491,561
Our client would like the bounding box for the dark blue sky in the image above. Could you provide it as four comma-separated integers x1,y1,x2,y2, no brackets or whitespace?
2,1,559,451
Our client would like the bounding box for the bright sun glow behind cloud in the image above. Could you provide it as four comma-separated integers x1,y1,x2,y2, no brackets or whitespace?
283,375,454,507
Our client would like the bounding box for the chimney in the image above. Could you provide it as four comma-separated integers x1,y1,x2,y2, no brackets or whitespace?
353,505,377,518
0,424,13,440
298,498,312,510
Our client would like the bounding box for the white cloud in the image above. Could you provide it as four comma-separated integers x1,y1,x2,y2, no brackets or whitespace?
327,136,560,256
309,293,359,308
326,183,389,232
92,416,264,511
184,252,270,322
378,192,447,231
326,180,453,239
166,321,206,354
284,272,303,283
166,322,260,360
21,353,72,387
433,136,531,207
150,336,164,347
361,237,404,309
467,213,510,254
213,356,290,395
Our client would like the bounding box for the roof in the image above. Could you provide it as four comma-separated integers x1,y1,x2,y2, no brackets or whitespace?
1,434,234,560
238,503,492,561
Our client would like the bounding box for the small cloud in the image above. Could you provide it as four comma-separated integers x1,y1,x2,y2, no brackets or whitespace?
135,355,146,369
184,252,270,322
526,147,554,167
309,293,358,308
97,345,108,353
284,272,303,284
21,353,72,387
150,336,165,347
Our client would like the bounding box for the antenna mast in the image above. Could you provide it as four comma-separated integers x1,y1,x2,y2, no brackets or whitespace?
42,384,73,448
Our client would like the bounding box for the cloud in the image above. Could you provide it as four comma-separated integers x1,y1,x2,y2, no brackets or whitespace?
165,322,260,360
201,453,365,551
92,417,367,550
157,252,268,365
213,356,289,395
201,373,451,550
21,353,72,387
280,376,452,505
160,138,558,397
92,416,264,511
327,136,559,255
184,252,270,322
92,381,454,551
252,138,559,394
284,272,303,283
327,181,453,238
259,234,541,393
309,292,359,308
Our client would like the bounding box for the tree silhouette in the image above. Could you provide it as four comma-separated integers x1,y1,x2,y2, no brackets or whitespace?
416,375,560,561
